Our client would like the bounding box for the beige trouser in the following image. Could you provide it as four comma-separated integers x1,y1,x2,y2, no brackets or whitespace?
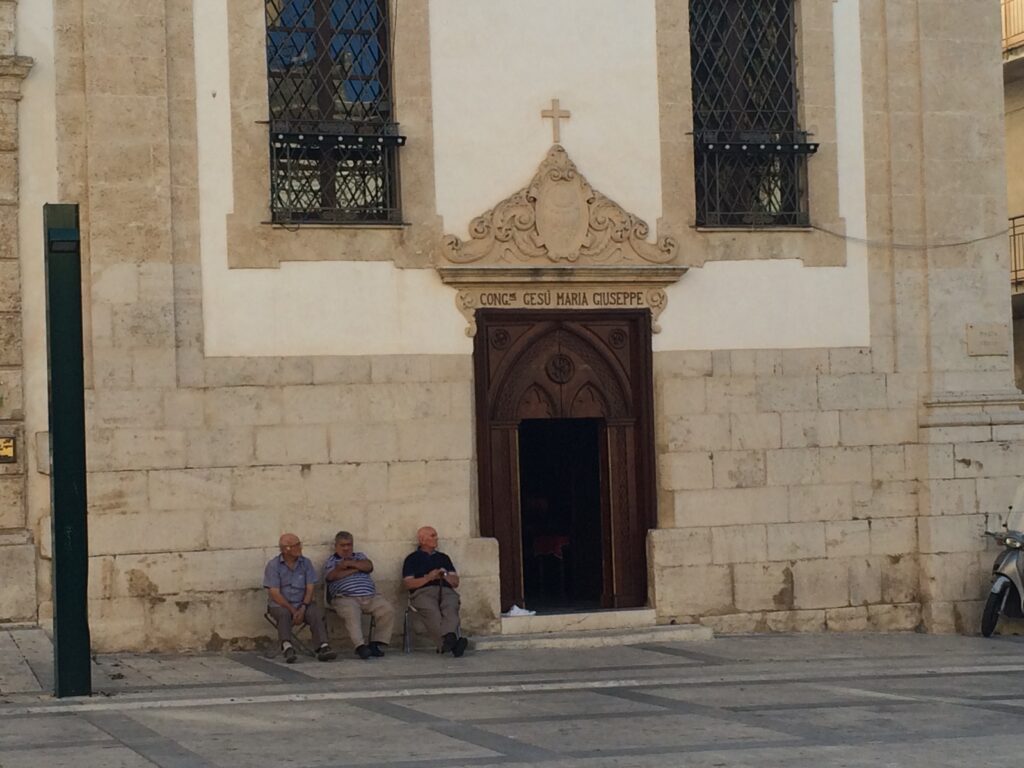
410,586,461,649
331,594,396,648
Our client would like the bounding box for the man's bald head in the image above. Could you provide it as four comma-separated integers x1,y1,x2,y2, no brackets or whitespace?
278,533,303,561
417,526,438,551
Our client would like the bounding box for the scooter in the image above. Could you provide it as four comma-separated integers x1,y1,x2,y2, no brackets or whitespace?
982,483,1024,637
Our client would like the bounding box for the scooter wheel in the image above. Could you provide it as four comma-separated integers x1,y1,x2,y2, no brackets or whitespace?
981,590,1001,637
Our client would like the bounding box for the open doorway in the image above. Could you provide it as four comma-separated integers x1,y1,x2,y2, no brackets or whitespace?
518,418,605,611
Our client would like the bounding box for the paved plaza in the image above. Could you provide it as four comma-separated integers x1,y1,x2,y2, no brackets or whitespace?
2,629,1024,766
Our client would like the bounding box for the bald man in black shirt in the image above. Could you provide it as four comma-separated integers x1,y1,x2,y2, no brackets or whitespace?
402,526,468,657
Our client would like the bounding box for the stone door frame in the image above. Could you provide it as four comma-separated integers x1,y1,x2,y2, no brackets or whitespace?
473,309,657,613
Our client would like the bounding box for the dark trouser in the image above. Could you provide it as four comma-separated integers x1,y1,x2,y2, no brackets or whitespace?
410,586,461,649
269,604,329,647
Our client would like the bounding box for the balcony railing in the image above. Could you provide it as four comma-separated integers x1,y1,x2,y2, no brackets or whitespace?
1012,215,1024,290
1006,0,1024,51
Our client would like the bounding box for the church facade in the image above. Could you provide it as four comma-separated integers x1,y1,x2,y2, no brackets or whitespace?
3,0,1020,650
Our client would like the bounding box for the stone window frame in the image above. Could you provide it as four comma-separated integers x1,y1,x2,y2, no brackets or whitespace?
226,0,440,269
264,0,404,227
656,0,846,268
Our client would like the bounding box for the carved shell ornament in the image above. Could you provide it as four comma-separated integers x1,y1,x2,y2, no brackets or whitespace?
442,145,678,265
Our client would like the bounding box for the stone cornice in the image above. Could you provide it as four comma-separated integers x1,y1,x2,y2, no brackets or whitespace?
0,55,33,80
0,56,33,101
920,390,1024,428
437,265,688,285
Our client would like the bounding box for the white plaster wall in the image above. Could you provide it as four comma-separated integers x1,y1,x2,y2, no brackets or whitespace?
654,0,869,351
431,0,868,352
430,0,663,238
196,0,869,357
194,1,469,358
18,0,57,531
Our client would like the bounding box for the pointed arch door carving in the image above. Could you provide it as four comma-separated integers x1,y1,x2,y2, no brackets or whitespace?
474,310,656,612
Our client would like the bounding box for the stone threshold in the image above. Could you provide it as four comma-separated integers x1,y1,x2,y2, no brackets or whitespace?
474,623,713,651
500,608,659,635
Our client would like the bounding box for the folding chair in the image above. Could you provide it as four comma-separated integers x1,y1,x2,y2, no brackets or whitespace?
402,594,462,654
402,599,418,654
263,608,315,658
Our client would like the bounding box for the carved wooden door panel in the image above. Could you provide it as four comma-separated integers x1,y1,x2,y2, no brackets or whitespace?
474,310,655,612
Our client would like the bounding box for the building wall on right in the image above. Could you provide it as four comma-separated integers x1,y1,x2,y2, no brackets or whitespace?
649,0,1022,636
1007,75,1024,218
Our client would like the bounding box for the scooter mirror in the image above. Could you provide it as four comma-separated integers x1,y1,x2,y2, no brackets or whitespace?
1007,482,1024,533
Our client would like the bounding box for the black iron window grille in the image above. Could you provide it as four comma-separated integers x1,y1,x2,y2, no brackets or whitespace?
266,0,404,224
689,0,817,227
1011,214,1024,288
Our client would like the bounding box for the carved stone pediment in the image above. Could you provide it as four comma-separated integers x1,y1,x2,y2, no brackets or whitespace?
441,145,677,266
438,146,686,336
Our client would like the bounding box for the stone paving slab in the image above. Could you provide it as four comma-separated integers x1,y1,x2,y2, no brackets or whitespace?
0,630,41,694
3,631,1024,766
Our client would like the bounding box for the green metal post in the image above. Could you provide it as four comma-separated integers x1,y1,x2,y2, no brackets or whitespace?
44,203,92,698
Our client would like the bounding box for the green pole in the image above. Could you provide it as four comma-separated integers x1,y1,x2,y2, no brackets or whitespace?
44,203,92,698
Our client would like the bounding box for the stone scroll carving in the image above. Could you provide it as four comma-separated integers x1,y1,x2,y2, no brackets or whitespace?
442,145,678,266
438,145,687,336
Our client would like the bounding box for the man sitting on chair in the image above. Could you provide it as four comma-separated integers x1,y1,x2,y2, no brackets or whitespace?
323,530,395,660
263,532,336,663
402,526,469,657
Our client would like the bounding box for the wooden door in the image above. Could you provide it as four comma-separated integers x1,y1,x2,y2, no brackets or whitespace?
474,310,656,612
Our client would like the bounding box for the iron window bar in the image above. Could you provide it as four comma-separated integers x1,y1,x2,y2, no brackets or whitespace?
689,0,812,228
265,0,401,225
1011,214,1024,288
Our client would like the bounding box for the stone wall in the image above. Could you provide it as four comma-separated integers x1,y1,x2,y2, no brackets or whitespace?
35,352,496,651
646,0,1020,637
12,0,1021,649
0,0,34,624
649,350,1024,634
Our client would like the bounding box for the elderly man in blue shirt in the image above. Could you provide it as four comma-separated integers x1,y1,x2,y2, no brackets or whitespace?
263,532,337,663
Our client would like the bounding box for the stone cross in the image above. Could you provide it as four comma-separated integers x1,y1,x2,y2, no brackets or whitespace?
541,98,571,143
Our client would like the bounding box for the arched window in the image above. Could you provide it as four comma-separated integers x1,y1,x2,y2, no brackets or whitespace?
689,0,817,227
265,0,404,224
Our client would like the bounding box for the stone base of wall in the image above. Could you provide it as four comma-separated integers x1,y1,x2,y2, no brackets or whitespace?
38,536,499,653
647,349,1023,639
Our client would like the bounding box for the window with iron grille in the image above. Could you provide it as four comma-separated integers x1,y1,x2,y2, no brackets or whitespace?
265,0,404,225
689,0,818,227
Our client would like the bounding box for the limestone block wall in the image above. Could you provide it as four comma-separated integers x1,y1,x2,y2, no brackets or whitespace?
649,349,1022,635
12,0,1019,651
33,354,497,652
0,0,33,624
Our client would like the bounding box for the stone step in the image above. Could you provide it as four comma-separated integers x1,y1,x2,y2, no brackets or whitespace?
473,623,713,651
500,608,658,635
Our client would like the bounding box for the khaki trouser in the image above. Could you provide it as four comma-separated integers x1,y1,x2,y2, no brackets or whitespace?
410,586,461,649
331,594,396,648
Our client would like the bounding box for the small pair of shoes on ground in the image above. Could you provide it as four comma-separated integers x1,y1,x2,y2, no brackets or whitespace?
441,632,469,658
355,642,387,660
281,643,336,663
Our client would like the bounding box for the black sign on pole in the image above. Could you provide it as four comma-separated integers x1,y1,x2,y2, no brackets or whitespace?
44,203,92,698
